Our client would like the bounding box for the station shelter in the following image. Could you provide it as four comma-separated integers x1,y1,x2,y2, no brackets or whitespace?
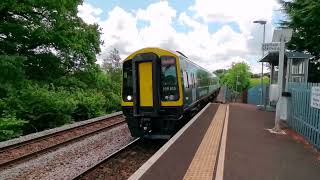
259,51,312,106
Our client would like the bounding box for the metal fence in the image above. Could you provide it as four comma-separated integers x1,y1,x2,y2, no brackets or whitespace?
247,84,269,105
288,82,320,149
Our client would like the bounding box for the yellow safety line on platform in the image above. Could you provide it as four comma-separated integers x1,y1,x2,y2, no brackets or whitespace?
183,104,227,180
215,105,229,180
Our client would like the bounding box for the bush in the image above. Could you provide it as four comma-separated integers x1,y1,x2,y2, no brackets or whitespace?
0,55,26,98
104,91,121,112
3,82,113,132
72,89,106,121
0,115,27,141
0,64,122,141
6,84,77,131
249,77,270,88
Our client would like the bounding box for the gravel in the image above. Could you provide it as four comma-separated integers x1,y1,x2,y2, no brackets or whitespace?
0,116,123,166
80,140,165,180
0,124,135,180
0,112,122,149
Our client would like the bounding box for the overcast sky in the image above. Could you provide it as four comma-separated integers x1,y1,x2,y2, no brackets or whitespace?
77,0,285,73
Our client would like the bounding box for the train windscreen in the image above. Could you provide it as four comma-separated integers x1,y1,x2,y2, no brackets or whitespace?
123,60,133,101
161,56,179,101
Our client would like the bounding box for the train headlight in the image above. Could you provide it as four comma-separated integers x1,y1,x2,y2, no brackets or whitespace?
127,95,132,101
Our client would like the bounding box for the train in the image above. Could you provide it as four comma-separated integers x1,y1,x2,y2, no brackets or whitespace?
121,47,220,139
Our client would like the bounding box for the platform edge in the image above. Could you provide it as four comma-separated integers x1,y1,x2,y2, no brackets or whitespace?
128,103,213,180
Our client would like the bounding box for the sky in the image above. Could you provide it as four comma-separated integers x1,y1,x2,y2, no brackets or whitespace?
77,0,286,73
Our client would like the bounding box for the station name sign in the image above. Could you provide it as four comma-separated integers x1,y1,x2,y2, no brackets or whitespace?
311,86,320,109
262,42,280,51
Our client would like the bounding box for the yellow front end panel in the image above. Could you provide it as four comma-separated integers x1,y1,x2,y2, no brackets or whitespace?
139,62,153,107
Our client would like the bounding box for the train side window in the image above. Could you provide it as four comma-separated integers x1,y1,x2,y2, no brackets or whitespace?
161,56,179,101
183,72,188,88
192,73,196,87
191,73,194,88
188,72,193,88
186,72,189,88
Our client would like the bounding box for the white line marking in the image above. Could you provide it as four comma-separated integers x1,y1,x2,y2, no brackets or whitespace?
215,104,229,180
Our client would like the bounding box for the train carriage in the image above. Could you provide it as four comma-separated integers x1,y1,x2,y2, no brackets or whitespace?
122,47,219,139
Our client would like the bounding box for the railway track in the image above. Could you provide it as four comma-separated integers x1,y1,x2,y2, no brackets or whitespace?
0,113,125,169
75,138,141,179
75,138,165,180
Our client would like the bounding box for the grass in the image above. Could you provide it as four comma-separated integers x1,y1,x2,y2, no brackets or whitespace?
249,76,270,88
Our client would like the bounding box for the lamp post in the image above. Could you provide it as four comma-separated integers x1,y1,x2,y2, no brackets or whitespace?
253,20,267,109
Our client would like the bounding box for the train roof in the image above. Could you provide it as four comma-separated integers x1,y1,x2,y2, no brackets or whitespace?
124,47,217,77
124,47,179,61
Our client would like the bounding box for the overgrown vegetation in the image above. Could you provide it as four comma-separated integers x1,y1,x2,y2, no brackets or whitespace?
249,77,270,88
220,62,251,93
280,0,320,82
0,1,122,141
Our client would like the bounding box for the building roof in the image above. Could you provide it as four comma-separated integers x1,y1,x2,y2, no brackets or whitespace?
259,51,313,65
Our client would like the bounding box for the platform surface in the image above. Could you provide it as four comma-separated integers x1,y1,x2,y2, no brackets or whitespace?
130,103,320,180
134,103,221,180
224,103,320,180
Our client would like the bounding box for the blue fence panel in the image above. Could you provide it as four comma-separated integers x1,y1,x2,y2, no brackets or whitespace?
288,82,320,149
247,84,268,105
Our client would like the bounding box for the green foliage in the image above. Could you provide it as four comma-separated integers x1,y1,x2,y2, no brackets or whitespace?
249,77,270,88
280,0,320,56
0,0,102,81
0,55,26,98
213,69,227,78
221,62,251,92
72,89,106,121
2,82,114,132
102,48,121,71
0,2,123,141
101,48,122,96
8,84,77,131
280,0,320,82
0,114,27,141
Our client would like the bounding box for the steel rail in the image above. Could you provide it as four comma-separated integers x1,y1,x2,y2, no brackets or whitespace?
73,138,140,179
0,112,123,150
0,118,125,169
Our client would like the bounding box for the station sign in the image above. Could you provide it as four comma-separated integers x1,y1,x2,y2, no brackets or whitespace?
311,86,320,109
262,42,280,51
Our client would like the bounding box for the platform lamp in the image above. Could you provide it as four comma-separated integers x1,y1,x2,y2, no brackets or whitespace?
253,20,267,109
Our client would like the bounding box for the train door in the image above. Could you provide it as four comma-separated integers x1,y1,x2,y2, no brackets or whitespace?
138,62,153,107
132,53,160,116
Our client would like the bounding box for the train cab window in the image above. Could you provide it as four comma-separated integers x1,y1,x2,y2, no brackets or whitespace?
122,60,133,101
161,56,179,101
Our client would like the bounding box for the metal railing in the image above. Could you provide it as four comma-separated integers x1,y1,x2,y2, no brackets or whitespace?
288,82,320,149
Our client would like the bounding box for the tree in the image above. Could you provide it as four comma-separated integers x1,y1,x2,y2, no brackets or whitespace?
213,69,227,77
221,62,251,93
102,48,121,72
280,0,320,82
0,0,102,81
0,1,111,141
101,48,122,96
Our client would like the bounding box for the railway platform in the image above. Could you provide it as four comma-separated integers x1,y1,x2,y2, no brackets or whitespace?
129,103,320,180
